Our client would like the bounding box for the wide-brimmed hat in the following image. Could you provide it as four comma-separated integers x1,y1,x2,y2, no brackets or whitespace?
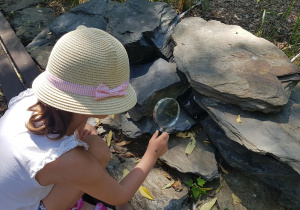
32,26,137,115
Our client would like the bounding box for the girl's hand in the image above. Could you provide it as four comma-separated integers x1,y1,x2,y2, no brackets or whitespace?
146,130,169,159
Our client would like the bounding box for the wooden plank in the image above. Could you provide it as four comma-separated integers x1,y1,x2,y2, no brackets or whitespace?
0,11,40,88
0,45,25,101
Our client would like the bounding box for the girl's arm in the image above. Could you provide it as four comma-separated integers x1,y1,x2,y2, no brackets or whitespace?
39,130,169,206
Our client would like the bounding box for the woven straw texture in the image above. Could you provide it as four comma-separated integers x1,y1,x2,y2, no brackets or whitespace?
32,27,137,115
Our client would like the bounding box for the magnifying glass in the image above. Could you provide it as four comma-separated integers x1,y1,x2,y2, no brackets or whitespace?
153,98,180,135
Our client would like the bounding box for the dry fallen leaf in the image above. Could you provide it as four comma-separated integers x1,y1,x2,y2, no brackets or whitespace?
110,114,115,119
220,165,229,174
236,115,242,123
176,132,194,138
139,186,155,200
199,198,217,210
161,180,175,190
215,184,222,193
163,172,172,180
123,152,136,158
123,168,130,178
116,141,131,146
135,158,141,164
203,141,211,144
172,180,183,192
106,130,112,147
232,193,242,205
94,118,100,124
186,136,196,155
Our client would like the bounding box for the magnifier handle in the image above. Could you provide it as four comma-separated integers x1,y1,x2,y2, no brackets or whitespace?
158,130,163,136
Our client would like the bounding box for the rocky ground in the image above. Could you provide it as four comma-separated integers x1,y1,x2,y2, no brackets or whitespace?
0,0,299,209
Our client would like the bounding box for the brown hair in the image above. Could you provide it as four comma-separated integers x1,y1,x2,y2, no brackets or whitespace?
26,100,72,140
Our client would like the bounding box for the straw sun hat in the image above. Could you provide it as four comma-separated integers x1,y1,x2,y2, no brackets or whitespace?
32,26,137,115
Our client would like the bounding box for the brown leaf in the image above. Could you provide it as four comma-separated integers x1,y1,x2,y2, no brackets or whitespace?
163,172,172,180
113,145,127,154
172,180,183,192
123,152,136,158
232,193,242,205
116,141,132,146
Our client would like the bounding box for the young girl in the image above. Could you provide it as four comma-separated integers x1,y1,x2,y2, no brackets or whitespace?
0,26,169,210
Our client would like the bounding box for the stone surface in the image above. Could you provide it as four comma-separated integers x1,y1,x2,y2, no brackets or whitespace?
201,116,300,208
160,132,219,181
10,8,56,44
107,155,189,210
195,84,300,175
172,17,300,113
49,12,107,37
106,0,179,64
1,0,43,13
26,0,110,49
129,58,189,120
29,44,53,69
216,166,286,210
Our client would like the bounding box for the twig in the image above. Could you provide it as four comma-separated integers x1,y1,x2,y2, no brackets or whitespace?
179,1,202,19
291,52,300,63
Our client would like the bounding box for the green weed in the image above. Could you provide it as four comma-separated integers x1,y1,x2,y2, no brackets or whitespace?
187,177,212,200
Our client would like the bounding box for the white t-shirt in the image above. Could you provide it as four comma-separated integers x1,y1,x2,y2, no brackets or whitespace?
0,89,88,210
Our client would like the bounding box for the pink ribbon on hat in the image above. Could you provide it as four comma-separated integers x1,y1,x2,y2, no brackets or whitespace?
45,71,129,100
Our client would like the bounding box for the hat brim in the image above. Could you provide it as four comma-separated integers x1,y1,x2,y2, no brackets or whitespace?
32,72,137,115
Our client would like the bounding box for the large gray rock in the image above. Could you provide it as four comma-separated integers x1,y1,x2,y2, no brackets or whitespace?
129,58,189,120
194,85,300,175
172,17,300,113
26,0,110,49
160,132,219,181
107,155,189,210
106,0,179,64
10,8,56,45
49,12,107,37
201,116,300,209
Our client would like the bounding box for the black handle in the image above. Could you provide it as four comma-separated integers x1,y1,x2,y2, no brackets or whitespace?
158,130,162,136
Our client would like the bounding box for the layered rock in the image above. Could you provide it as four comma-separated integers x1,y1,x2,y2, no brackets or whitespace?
106,0,179,64
201,116,300,208
27,0,179,68
129,58,189,120
172,17,300,113
194,85,300,175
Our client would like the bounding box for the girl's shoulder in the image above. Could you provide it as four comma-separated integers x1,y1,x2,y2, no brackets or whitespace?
8,89,35,108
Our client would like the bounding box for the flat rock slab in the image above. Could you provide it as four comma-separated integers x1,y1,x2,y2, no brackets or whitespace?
106,0,179,64
107,155,189,210
201,117,300,208
11,8,56,44
194,85,300,175
160,132,219,181
129,58,189,119
172,17,300,113
1,0,43,13
216,167,286,210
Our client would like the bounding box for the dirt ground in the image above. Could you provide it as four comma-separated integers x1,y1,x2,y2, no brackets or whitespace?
0,0,299,116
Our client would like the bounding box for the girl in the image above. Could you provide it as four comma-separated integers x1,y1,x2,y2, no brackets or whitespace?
0,26,169,210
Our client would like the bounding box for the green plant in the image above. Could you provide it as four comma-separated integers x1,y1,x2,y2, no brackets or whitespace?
258,9,266,37
187,177,212,200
